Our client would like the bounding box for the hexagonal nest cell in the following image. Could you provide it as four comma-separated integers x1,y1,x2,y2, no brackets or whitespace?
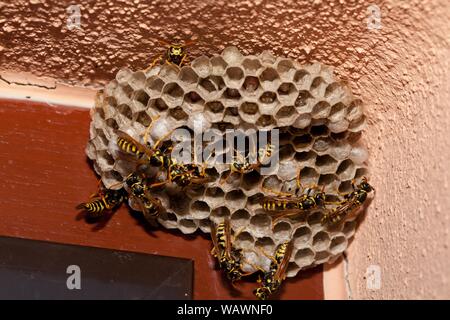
86,46,369,279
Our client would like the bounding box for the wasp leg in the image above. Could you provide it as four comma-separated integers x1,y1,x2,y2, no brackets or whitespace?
179,54,189,67
187,177,212,186
144,55,162,72
335,189,350,198
89,179,104,198
295,167,304,194
227,171,242,186
148,180,170,189
89,179,102,199
195,152,213,175
219,170,233,185
180,59,190,68
351,178,357,190
153,129,175,150
231,226,247,241
142,115,161,145
248,248,278,265
165,59,183,69
108,178,127,190
261,186,293,197
237,172,245,187
307,183,319,191
270,209,304,226
241,258,264,274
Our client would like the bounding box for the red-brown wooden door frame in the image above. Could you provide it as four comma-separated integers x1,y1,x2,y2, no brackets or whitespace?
0,98,323,300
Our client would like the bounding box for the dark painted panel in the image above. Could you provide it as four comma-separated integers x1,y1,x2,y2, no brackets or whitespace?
0,236,193,300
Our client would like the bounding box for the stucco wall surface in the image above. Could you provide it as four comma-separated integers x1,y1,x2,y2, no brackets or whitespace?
345,1,450,300
0,0,449,299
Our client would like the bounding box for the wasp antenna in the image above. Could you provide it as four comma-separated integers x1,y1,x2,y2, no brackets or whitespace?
158,39,171,46
184,38,197,47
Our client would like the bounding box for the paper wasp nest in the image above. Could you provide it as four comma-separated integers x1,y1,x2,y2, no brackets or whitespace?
86,47,368,277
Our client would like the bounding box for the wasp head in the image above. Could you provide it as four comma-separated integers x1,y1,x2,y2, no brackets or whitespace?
226,268,242,282
314,191,326,205
105,189,126,204
359,177,374,193
167,44,186,66
126,173,141,186
253,286,271,300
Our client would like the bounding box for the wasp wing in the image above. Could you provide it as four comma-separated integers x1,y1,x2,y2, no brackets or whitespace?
224,218,233,260
262,195,301,205
268,209,309,223
116,131,154,158
273,241,294,282
210,221,222,258
322,200,354,225
131,194,151,218
183,39,197,47
146,189,165,214
139,189,164,220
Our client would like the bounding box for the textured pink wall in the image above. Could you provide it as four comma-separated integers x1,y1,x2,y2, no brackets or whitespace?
1,0,449,299
345,1,450,299
0,0,394,90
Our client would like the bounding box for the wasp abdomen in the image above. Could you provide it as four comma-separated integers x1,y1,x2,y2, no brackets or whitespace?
76,199,107,216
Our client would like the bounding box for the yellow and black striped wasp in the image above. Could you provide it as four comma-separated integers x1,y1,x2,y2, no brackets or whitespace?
253,240,294,300
116,119,210,189
220,143,275,185
76,181,127,218
123,172,165,221
261,170,327,222
321,177,374,226
163,162,211,188
145,39,196,71
210,218,254,284
116,118,174,171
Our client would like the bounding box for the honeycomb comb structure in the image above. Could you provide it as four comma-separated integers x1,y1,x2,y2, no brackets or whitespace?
86,46,369,278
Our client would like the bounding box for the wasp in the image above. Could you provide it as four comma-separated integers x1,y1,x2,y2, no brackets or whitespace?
253,241,294,300
116,116,174,170
261,169,327,222
123,172,165,220
210,218,254,283
116,119,211,189
76,182,127,218
145,39,196,71
321,177,374,226
262,187,326,211
116,130,175,173
162,162,210,188
220,143,274,185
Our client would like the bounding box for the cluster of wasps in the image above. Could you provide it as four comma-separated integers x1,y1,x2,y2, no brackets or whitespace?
211,174,374,300
77,119,212,223
77,40,206,222
261,173,375,227
77,40,375,300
